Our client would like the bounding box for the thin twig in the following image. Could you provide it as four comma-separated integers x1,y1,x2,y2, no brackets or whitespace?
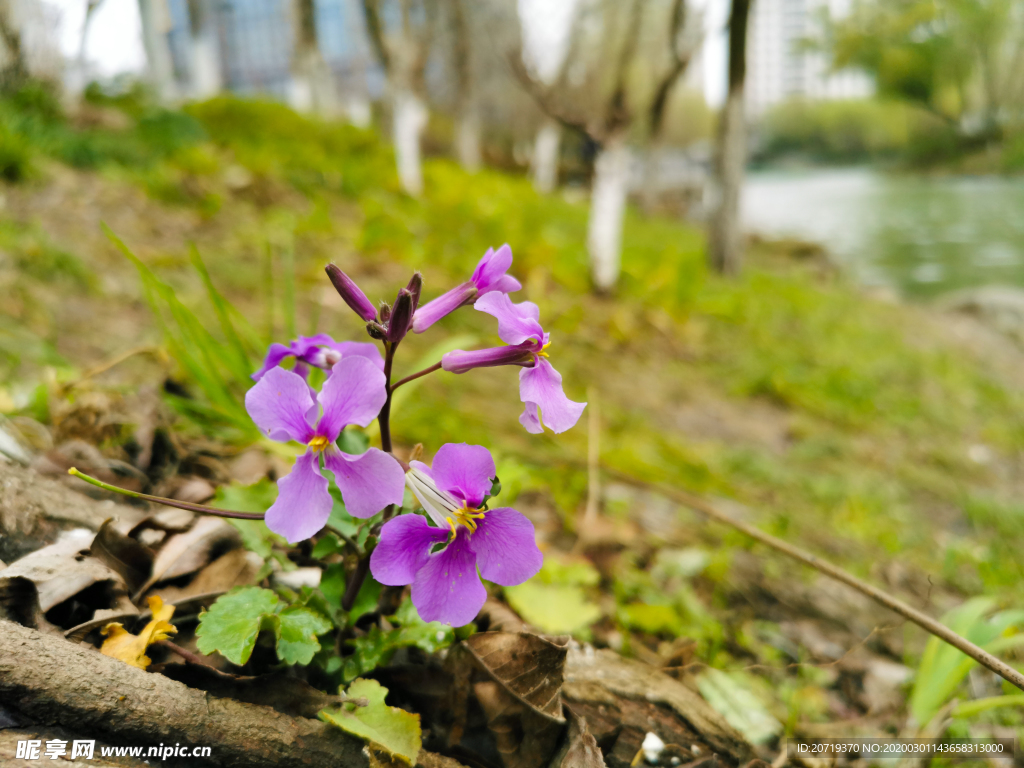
391,361,442,391
67,468,265,520
617,473,1024,693
156,639,210,667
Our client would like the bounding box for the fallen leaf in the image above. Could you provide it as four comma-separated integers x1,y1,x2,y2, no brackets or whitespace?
135,516,241,599
464,632,568,721
100,594,177,669
0,531,127,614
553,708,606,768
89,519,154,595
320,678,422,764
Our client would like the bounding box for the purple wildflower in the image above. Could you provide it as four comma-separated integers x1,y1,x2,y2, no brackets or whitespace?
252,334,384,382
245,357,405,543
441,293,586,434
411,245,522,333
370,443,542,626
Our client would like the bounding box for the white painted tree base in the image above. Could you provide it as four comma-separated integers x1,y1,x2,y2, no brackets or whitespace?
393,91,427,196
587,137,630,291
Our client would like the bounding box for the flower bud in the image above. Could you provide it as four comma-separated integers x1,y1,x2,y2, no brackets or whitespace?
386,288,414,344
326,264,377,322
379,302,392,324
366,321,387,340
406,272,423,312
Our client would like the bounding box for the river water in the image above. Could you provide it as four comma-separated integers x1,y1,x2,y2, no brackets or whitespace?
742,168,1024,299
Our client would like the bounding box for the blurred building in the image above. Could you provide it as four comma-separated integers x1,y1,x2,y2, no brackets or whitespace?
164,0,381,104
746,0,872,116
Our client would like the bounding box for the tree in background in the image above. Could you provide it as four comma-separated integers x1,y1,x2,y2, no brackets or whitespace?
138,0,178,102
363,0,437,195
448,0,480,171
826,0,1024,141
187,0,222,100
289,0,340,114
514,0,700,292
707,0,751,276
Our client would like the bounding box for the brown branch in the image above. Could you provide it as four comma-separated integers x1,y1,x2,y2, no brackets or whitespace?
603,0,644,136
361,0,390,72
508,54,593,139
0,620,366,767
649,0,692,140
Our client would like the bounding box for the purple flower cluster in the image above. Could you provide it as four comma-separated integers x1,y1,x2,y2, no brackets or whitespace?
245,245,582,624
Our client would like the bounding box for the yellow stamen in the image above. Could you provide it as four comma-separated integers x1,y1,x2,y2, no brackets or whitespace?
308,435,330,452
537,342,551,359
447,505,487,535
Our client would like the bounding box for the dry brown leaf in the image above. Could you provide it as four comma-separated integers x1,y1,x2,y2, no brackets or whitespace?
464,632,569,721
553,708,606,768
0,532,127,613
100,594,177,669
134,516,241,599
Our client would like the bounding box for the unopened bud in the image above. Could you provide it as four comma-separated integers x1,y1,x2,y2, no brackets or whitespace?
326,264,377,322
386,288,414,344
379,302,392,324
366,321,387,340
406,272,423,312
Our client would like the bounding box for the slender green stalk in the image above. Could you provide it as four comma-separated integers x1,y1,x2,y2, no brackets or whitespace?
67,468,265,520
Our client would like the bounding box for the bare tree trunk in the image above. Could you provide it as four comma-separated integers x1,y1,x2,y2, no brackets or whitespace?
587,133,630,291
708,0,751,276
456,106,481,171
393,89,427,195
289,0,337,114
138,0,178,103
531,118,561,193
187,0,221,99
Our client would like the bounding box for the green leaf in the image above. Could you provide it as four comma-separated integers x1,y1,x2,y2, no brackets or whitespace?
196,586,280,665
320,679,421,763
214,481,284,558
311,532,344,559
342,599,454,681
320,564,382,626
338,430,370,455
619,603,684,636
272,605,333,665
910,598,1024,725
504,581,602,635
696,668,782,745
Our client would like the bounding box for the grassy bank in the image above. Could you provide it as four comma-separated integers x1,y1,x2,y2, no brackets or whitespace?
1,88,1023,741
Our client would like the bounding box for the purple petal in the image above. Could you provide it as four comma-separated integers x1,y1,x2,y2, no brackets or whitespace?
519,402,543,434
471,244,518,294
265,450,332,543
411,529,486,626
469,507,543,586
431,443,495,507
316,356,388,440
441,344,535,374
411,282,477,333
483,274,522,295
475,292,545,346
332,341,385,370
245,366,316,443
519,358,586,434
371,514,449,586
252,342,295,381
323,447,405,518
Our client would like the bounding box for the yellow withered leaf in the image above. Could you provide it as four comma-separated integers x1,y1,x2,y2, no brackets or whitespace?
100,595,177,669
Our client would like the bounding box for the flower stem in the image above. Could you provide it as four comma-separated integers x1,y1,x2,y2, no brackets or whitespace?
67,468,266,520
341,552,372,612
390,361,443,391
378,342,397,453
